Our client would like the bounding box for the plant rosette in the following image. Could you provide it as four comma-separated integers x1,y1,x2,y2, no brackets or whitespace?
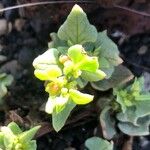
0,122,40,150
33,4,122,132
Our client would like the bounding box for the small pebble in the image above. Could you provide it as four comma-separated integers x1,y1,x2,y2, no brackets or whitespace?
0,19,8,35
18,47,34,67
0,55,7,63
15,19,25,31
138,45,148,55
0,60,22,78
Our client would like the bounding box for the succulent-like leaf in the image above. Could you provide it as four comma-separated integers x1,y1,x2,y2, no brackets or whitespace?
100,106,117,140
91,65,133,91
19,126,41,143
0,133,4,149
135,101,150,118
117,107,138,125
52,99,76,132
1,127,15,149
85,137,113,150
7,122,22,135
0,73,14,102
69,89,93,104
0,84,7,100
118,115,150,136
116,94,150,136
58,4,97,45
23,140,37,150
0,74,14,86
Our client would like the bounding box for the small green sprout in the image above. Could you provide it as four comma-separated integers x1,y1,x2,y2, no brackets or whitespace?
0,122,40,150
0,73,13,103
114,78,150,136
85,137,113,150
114,77,149,112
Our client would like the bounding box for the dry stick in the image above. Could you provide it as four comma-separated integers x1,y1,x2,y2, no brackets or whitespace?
122,136,133,150
0,1,94,13
0,1,150,18
114,4,150,17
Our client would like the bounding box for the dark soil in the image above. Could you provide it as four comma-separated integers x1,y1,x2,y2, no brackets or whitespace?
0,0,149,150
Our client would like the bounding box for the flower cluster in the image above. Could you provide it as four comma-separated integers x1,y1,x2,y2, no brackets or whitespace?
33,45,106,114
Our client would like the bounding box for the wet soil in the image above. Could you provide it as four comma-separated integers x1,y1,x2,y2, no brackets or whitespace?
0,0,149,149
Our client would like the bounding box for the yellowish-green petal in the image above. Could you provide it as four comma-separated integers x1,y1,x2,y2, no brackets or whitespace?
34,65,62,81
69,89,93,104
45,98,55,114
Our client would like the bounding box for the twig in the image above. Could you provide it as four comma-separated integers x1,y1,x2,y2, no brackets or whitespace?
122,136,133,150
0,1,94,13
114,4,150,18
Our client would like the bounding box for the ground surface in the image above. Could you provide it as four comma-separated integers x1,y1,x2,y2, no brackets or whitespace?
0,0,149,149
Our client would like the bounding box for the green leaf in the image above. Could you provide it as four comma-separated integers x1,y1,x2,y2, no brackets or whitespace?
0,73,14,102
94,31,122,78
118,115,150,136
91,65,133,91
83,42,95,52
116,92,127,113
101,67,114,79
85,137,113,150
0,73,6,78
0,133,4,149
7,122,22,135
48,32,68,49
55,96,69,113
1,74,13,86
57,47,68,55
69,89,93,104
135,94,150,101
76,77,88,88
1,127,15,149
23,140,37,150
99,57,110,68
52,99,76,132
0,84,7,100
58,4,97,45
81,70,106,82
135,101,150,118
95,31,122,66
19,126,41,143
100,106,117,140
117,106,138,125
